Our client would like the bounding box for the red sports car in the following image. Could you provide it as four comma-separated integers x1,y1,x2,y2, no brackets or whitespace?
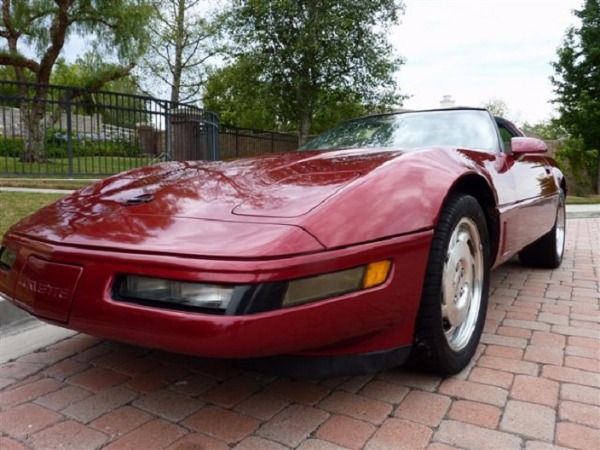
0,108,565,377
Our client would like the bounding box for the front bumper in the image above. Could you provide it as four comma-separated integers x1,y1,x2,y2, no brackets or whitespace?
0,230,432,363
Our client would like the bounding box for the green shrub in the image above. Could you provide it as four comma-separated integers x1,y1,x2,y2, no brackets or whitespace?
43,129,142,158
0,137,25,157
555,138,599,196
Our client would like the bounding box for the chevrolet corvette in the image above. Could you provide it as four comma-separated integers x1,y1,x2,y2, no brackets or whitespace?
0,108,566,376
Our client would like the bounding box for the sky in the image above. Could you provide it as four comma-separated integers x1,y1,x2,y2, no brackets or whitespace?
29,0,582,125
392,0,583,124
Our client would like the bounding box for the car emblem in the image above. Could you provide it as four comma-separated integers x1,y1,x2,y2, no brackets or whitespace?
124,193,155,205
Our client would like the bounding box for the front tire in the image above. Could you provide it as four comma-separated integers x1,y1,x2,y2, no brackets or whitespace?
409,194,490,375
518,190,566,269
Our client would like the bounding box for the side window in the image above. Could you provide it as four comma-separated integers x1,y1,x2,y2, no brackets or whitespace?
497,124,515,153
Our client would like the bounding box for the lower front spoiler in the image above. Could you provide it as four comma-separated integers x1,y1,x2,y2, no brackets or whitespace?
238,345,411,378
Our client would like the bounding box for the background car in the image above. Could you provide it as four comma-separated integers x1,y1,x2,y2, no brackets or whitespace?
0,107,566,377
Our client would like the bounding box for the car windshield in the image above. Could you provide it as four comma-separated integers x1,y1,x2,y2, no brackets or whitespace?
300,109,500,152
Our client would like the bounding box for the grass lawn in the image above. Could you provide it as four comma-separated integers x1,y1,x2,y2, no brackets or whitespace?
566,194,600,205
0,191,66,238
0,179,95,190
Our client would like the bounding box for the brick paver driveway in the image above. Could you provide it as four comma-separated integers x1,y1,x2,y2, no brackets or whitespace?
0,218,598,450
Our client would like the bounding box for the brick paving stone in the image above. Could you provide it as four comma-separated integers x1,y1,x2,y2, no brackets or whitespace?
133,388,204,421
125,364,189,393
47,335,102,354
365,418,432,450
0,436,29,450
200,376,261,408
560,383,600,406
510,375,559,407
315,415,376,450
17,350,71,366
394,391,451,427
468,367,514,389
559,401,600,428
111,355,161,376
359,379,410,404
552,325,600,339
505,317,552,331
525,442,573,450
500,400,556,441
256,404,329,447
90,405,153,439
232,436,289,450
485,345,524,360
530,331,567,348
480,333,528,348
318,391,392,425
0,378,62,410
434,420,522,450
72,343,112,363
566,344,599,359
187,359,239,381
376,369,442,392
183,405,260,444
538,312,570,325
427,444,463,450
234,393,289,421
103,419,186,450
0,377,15,390
438,379,508,407
0,402,62,439
66,367,129,392
337,374,375,394
570,313,600,323
43,358,87,381
26,419,109,450
35,385,92,411
166,433,230,450
496,326,532,339
446,400,501,429
0,361,44,380
62,386,138,423
264,378,331,405
568,336,600,349
296,439,347,450
169,374,217,396
542,365,600,388
477,355,539,376
565,355,600,372
524,345,564,366
506,311,538,321
555,422,600,450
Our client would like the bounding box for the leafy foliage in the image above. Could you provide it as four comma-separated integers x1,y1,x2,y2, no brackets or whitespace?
0,0,154,162
551,0,600,193
221,0,406,143
138,0,221,103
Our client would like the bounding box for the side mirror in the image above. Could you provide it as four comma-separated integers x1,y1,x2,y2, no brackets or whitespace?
511,137,547,155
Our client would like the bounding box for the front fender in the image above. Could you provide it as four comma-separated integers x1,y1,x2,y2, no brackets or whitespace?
302,148,496,248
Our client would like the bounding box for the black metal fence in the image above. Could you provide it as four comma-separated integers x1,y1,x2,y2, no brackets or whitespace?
0,80,220,177
219,124,298,159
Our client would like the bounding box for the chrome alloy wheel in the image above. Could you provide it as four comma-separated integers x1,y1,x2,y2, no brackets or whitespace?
441,217,484,351
555,194,566,260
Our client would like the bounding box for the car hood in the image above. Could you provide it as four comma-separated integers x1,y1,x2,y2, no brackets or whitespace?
9,149,405,257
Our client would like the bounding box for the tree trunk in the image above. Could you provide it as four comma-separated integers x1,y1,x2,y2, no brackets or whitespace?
19,100,49,163
298,108,312,147
596,152,600,194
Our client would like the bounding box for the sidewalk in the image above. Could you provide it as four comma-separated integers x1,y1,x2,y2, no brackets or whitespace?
0,218,598,449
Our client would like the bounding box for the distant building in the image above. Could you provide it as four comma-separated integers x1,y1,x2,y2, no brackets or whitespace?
440,95,456,108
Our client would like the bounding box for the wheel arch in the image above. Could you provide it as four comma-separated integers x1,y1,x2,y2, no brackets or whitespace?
447,174,500,266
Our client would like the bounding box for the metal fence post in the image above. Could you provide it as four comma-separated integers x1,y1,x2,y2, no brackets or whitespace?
66,93,73,177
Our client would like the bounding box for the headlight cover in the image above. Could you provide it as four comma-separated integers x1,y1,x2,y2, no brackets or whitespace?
0,247,17,271
118,275,234,311
283,260,392,308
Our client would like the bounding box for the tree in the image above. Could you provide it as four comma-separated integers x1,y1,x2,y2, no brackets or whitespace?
481,97,510,118
139,0,220,104
551,0,600,193
225,0,405,144
0,0,153,161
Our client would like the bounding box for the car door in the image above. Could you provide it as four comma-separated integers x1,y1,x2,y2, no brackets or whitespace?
496,119,559,252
